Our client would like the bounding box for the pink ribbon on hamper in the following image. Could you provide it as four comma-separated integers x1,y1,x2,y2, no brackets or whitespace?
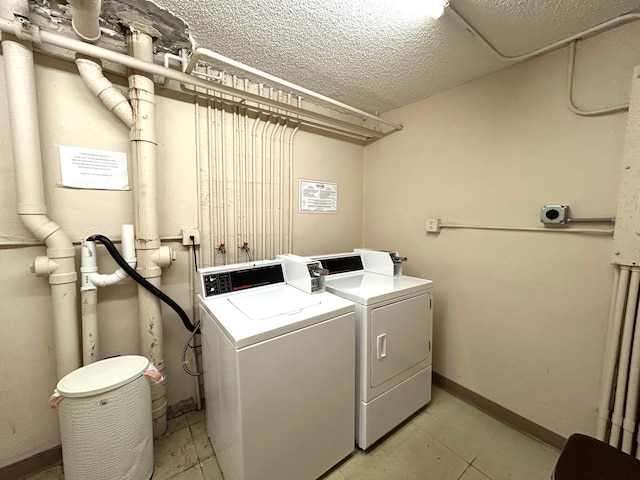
144,366,164,383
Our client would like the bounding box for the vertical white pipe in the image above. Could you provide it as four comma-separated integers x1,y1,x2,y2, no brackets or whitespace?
622,290,640,453
68,0,102,43
128,31,166,437
597,266,631,440
221,85,229,261
2,0,81,380
81,289,98,364
609,267,640,447
287,99,301,253
80,240,99,365
232,76,239,264
261,119,272,260
207,88,217,265
269,120,281,258
278,115,287,254
251,114,262,258
243,80,249,251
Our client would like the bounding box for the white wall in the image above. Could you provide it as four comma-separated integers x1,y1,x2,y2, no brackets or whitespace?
0,52,364,467
363,23,640,438
291,133,365,255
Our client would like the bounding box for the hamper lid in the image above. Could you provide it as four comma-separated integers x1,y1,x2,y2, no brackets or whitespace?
56,355,149,398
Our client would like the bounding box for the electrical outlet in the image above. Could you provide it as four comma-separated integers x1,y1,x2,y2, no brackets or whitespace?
182,228,201,246
425,218,440,233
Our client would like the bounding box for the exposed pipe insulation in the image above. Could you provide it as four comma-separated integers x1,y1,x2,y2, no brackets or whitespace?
128,31,168,438
68,0,101,43
596,266,631,440
75,57,133,127
1,0,80,380
609,267,640,447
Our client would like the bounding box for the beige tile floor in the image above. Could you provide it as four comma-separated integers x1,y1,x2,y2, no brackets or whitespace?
24,386,560,480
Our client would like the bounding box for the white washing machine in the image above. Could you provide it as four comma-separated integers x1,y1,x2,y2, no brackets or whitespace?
197,260,356,480
312,250,433,450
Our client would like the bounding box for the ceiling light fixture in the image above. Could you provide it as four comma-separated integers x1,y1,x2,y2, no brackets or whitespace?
424,0,450,19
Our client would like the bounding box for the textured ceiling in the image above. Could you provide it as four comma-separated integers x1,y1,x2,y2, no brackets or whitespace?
31,0,640,114
149,0,640,114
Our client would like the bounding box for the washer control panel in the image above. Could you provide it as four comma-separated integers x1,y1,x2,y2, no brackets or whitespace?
200,263,285,298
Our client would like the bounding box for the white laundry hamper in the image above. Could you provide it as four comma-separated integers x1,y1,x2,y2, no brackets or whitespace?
56,355,154,480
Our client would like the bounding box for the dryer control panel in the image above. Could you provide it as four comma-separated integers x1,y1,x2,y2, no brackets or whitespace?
200,263,285,298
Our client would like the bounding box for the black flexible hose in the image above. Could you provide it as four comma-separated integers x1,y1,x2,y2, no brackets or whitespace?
87,234,200,334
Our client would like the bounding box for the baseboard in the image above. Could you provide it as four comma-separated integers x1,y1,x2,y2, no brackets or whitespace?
433,372,566,451
0,446,62,480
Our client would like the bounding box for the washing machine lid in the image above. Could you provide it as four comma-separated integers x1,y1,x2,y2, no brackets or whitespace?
228,287,321,320
324,272,433,305
201,285,355,348
57,355,149,397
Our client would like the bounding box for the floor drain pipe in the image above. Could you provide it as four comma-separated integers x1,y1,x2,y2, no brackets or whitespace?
128,30,170,438
1,0,81,380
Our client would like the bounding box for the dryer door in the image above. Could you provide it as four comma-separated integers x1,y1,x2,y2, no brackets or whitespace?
370,292,430,388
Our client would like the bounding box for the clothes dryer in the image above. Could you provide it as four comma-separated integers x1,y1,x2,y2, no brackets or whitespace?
198,260,356,480
312,251,433,450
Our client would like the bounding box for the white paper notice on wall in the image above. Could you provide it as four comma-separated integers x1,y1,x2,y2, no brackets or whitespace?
299,179,338,213
59,145,129,191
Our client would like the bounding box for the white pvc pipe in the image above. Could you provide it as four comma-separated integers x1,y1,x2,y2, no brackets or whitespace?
221,90,229,262
0,17,384,141
288,125,300,253
68,0,101,43
128,31,167,438
278,115,287,254
75,57,133,127
261,116,273,260
1,0,81,380
81,288,98,365
269,121,281,258
210,96,218,265
232,76,239,264
251,114,262,257
596,266,631,440
609,267,640,447
81,225,136,289
242,80,250,252
622,286,640,453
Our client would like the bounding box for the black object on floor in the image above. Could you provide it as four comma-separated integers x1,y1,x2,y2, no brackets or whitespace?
553,433,640,479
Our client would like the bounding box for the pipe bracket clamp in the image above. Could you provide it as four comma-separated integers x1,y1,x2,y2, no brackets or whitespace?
13,16,42,45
